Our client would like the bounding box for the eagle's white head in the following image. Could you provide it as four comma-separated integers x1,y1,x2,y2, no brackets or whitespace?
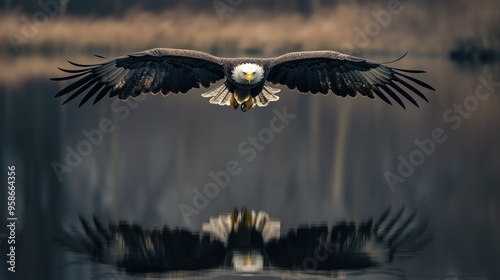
231,63,265,85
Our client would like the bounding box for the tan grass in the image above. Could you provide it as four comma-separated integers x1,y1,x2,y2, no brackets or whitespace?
1,1,499,86
2,2,495,56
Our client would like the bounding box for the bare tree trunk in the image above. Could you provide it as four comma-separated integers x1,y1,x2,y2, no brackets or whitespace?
5,0,12,11
113,0,122,16
59,0,68,17
298,0,321,16
311,0,321,13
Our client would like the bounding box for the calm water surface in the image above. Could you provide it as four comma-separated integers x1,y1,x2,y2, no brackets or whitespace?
1,54,499,279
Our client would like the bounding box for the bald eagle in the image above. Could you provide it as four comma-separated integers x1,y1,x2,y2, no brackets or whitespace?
59,207,430,277
52,48,435,111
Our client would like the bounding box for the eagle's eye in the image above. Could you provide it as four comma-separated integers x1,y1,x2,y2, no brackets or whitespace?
252,71,256,75
242,72,247,75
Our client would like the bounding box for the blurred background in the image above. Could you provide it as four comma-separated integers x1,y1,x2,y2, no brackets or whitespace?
1,0,499,279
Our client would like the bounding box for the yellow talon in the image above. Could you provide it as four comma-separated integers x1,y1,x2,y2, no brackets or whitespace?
230,94,238,110
241,98,254,112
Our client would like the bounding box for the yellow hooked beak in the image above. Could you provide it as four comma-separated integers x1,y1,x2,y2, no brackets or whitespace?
244,72,255,84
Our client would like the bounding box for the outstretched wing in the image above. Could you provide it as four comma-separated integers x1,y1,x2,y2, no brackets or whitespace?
51,48,225,107
265,207,431,271
58,217,226,274
267,51,435,109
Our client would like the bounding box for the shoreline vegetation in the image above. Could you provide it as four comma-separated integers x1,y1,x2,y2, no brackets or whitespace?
1,2,499,85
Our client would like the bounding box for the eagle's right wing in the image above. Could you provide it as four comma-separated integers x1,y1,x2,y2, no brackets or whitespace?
51,48,226,107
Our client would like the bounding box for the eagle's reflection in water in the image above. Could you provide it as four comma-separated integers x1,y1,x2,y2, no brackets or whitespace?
59,207,430,279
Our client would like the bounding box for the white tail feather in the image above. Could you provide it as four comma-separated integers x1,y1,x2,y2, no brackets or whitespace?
201,83,232,106
201,211,280,243
254,85,280,107
202,83,280,108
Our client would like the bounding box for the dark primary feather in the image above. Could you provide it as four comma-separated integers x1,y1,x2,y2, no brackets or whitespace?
267,51,435,109
51,48,226,107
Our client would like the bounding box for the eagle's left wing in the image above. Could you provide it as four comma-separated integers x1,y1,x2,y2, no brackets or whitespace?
58,217,226,274
267,51,435,109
